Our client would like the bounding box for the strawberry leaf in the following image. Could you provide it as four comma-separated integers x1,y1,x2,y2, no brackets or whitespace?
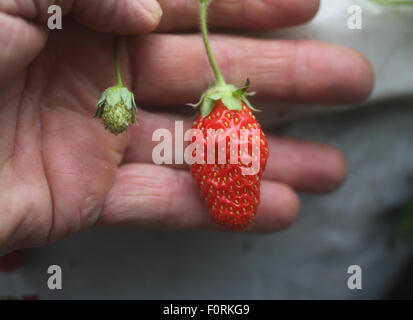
94,106,104,118
120,87,131,110
96,90,107,108
222,93,242,111
208,91,224,100
201,97,215,118
131,93,137,110
188,96,204,108
106,88,120,106
242,97,260,112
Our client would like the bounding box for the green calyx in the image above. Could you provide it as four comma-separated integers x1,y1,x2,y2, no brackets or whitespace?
189,79,257,118
95,86,137,134
193,0,258,119
94,36,137,135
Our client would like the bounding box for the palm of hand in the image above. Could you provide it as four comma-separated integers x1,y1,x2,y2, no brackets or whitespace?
0,22,128,251
0,0,374,254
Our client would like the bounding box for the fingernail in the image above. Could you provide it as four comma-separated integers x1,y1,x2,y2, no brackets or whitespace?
140,0,163,18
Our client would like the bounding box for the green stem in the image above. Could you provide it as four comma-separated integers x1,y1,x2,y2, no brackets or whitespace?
114,36,123,87
199,0,226,87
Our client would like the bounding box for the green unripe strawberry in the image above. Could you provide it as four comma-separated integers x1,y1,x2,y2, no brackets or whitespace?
95,86,137,135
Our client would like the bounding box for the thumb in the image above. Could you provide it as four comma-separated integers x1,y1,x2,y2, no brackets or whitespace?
72,0,163,34
1,0,162,34
0,0,162,86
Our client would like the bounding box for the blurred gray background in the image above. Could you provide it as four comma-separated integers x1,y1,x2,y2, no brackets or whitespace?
1,0,413,299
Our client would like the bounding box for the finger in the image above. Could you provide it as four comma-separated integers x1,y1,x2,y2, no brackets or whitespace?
98,164,299,233
263,136,348,193
129,35,374,106
0,12,47,86
123,111,347,193
156,0,319,31
71,0,162,34
0,0,162,34
0,0,162,85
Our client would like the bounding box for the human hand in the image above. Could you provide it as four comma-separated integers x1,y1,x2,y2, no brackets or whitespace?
0,0,373,254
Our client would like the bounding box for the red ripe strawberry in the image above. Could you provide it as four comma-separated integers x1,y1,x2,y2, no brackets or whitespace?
190,100,269,230
190,0,269,230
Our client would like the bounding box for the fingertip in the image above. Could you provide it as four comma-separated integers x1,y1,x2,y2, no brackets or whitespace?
303,145,348,194
242,0,320,30
137,0,163,33
140,0,163,16
352,52,375,102
273,184,300,231
252,183,300,233
333,47,375,103
290,0,320,25
323,148,348,193
310,0,321,19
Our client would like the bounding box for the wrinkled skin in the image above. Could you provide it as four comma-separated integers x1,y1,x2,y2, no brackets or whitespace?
0,0,374,254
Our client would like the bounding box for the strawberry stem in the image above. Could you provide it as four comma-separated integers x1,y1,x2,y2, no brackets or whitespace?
199,0,226,87
114,36,123,87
